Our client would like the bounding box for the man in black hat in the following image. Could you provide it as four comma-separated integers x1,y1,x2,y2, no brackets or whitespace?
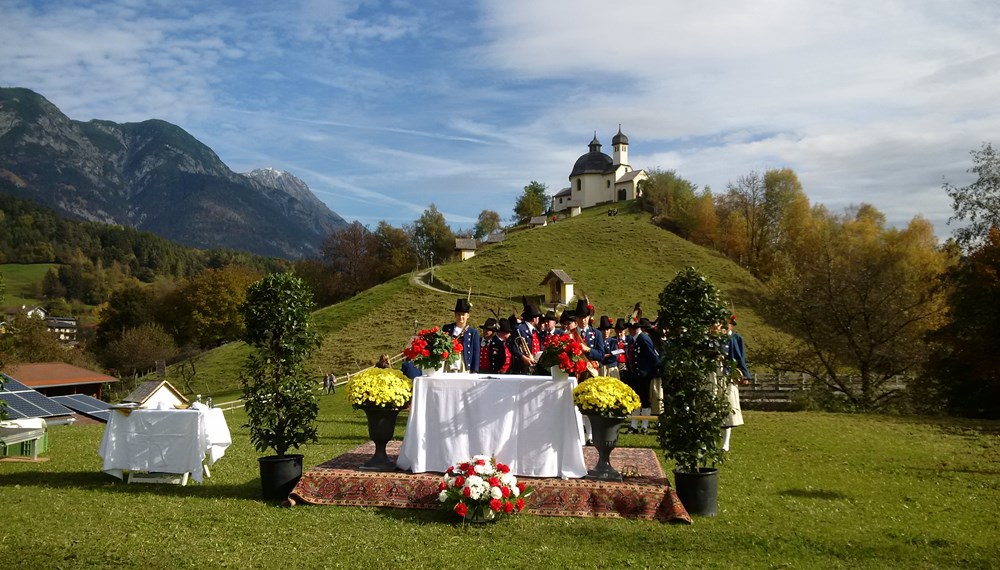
478,318,499,373
625,318,658,434
443,298,480,373
488,317,514,374
598,316,624,378
556,308,576,335
510,302,543,374
574,299,605,364
539,310,558,348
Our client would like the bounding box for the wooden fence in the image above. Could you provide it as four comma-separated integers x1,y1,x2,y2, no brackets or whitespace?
737,372,909,409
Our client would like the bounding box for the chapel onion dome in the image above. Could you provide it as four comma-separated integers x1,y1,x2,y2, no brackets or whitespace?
612,127,628,146
571,135,614,177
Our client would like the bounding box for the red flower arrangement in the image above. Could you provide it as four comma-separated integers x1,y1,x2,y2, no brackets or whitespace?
538,332,590,376
403,326,463,371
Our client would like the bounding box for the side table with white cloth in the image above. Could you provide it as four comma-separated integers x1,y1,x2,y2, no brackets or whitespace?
396,374,587,479
98,403,232,485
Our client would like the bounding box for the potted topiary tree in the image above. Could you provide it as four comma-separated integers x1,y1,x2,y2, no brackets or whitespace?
240,272,321,500
655,267,734,516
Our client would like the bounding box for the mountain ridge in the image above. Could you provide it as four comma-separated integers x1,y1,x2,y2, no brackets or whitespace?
0,87,347,258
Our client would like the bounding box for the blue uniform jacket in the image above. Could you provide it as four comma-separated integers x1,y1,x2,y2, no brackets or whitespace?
631,332,660,378
442,323,480,372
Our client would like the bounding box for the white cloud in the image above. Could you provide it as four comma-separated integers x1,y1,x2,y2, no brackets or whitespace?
3,0,999,237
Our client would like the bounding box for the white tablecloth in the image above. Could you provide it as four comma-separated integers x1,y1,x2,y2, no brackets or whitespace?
396,374,587,478
98,406,232,484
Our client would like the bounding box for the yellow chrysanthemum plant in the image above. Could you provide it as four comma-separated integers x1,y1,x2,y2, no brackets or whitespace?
572,376,641,418
346,368,413,410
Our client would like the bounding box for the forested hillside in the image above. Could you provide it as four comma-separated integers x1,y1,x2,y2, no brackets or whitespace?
0,192,287,305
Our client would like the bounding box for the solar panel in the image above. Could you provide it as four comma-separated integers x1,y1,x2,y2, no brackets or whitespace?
51,394,111,415
0,376,32,392
17,391,73,417
0,393,28,419
0,393,47,418
88,409,112,422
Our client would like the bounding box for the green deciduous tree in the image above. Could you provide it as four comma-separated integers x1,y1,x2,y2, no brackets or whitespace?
103,324,178,377
945,142,1000,251
922,223,1000,417
94,282,157,350
410,204,455,267
473,210,502,240
372,221,417,280
759,205,950,410
513,181,548,224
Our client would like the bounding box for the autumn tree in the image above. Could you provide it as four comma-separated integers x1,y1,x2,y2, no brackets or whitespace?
410,204,455,267
322,221,378,295
292,258,342,307
513,181,548,224
0,313,64,363
944,142,1000,251
758,205,949,410
716,168,810,278
158,266,259,348
103,324,179,377
473,210,502,240
687,188,719,246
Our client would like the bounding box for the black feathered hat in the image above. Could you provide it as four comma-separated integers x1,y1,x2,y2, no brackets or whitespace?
480,317,499,331
598,315,613,330
454,298,471,313
614,318,627,331
521,303,542,319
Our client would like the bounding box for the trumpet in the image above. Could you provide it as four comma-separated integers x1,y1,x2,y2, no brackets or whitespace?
514,334,533,364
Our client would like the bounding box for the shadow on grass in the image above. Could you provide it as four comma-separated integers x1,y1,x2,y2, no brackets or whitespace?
778,488,849,500
0,470,263,500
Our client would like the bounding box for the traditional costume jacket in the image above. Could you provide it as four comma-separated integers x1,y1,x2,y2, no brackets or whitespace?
442,323,481,373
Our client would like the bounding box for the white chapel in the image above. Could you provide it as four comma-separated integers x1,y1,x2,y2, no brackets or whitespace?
551,126,647,212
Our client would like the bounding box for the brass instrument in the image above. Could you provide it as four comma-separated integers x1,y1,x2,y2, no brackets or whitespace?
514,333,533,363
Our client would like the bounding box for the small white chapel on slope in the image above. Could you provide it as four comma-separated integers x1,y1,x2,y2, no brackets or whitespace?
551,126,648,213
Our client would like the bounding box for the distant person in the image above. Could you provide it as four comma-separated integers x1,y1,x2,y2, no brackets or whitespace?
719,315,748,452
375,354,391,369
626,318,658,434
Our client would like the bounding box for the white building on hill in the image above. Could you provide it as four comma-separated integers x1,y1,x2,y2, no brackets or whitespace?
552,126,647,212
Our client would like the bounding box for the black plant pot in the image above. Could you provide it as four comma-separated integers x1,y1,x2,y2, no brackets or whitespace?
360,407,401,472
584,415,625,482
258,454,303,501
673,467,719,516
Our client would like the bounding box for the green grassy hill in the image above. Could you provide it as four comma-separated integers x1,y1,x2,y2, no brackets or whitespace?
0,263,56,308
179,203,785,399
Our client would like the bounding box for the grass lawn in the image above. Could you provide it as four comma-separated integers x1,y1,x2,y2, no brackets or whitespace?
0,262,56,308
1,395,998,569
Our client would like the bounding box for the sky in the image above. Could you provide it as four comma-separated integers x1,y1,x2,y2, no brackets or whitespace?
3,0,999,239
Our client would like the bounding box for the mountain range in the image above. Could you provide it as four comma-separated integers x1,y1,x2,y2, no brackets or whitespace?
0,87,347,259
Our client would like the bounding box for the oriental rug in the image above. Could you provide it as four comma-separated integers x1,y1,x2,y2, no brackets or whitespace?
288,441,691,523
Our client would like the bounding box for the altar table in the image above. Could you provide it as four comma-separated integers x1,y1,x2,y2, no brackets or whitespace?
98,405,231,484
396,374,588,478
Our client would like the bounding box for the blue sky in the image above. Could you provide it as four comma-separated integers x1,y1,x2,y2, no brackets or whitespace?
3,0,1000,238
